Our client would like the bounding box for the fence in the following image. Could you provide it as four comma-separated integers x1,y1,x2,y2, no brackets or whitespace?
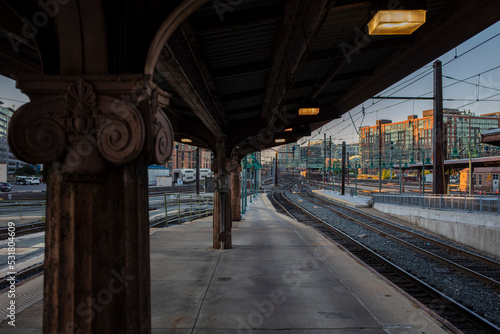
161,193,214,226
0,194,214,228
373,194,500,215
0,200,46,221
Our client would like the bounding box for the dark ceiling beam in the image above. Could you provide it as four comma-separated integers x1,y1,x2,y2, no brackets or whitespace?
190,3,282,34
157,49,224,138
307,36,412,62
0,50,41,77
333,0,371,9
157,26,230,138
291,69,372,91
168,28,227,127
214,60,270,78
179,22,229,126
284,92,346,108
333,0,500,117
262,0,333,127
220,89,264,102
167,111,215,150
307,6,374,101
218,69,369,105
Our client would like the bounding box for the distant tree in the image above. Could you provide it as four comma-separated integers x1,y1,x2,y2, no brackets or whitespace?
14,166,38,176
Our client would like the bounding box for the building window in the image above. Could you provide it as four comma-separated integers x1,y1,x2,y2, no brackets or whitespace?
478,175,482,185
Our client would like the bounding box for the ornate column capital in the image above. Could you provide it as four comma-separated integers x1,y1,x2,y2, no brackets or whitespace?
8,75,174,175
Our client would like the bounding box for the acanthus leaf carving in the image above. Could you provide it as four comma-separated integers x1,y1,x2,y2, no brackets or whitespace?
65,77,97,135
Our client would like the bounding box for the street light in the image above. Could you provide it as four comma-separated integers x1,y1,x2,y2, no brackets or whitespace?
412,148,431,195
241,156,249,214
369,155,385,192
395,152,408,194
354,161,359,196
451,137,479,195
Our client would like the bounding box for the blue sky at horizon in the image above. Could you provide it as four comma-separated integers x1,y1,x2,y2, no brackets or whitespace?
1,21,500,147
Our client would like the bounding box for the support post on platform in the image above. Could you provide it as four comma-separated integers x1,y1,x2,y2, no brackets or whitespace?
212,140,232,249
433,59,445,194
231,154,241,221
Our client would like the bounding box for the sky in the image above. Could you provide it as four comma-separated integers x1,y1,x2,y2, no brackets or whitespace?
305,20,500,145
1,20,500,146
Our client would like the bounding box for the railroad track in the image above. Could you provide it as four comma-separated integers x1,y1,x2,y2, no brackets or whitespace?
0,205,213,290
0,186,207,240
0,221,45,239
302,189,500,290
270,189,500,333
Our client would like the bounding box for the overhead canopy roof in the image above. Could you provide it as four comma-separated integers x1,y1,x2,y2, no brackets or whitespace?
1,0,500,158
155,0,500,156
481,128,500,147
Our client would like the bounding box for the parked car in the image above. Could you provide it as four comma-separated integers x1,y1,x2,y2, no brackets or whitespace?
26,177,41,185
15,176,28,185
0,182,12,192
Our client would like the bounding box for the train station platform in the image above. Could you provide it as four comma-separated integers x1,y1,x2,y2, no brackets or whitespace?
311,189,373,208
0,195,450,333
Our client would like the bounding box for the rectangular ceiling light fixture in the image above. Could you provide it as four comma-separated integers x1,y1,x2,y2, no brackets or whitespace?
275,139,286,143
368,10,426,35
284,128,293,132
298,107,320,116
181,138,192,143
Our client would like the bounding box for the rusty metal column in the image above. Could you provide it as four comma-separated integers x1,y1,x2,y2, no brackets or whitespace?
8,75,175,334
341,141,346,195
231,155,242,221
212,140,232,249
433,59,446,194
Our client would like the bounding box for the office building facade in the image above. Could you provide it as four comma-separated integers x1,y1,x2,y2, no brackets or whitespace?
359,109,500,171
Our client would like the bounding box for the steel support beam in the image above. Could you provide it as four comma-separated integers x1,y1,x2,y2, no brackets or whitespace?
433,60,446,194
263,0,332,127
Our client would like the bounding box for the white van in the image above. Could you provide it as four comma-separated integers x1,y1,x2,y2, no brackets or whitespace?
172,169,195,184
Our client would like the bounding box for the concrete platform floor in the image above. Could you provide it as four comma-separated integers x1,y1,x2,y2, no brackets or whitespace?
0,195,451,333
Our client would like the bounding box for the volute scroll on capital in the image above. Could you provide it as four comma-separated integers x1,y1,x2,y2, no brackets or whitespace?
149,88,174,165
7,75,176,169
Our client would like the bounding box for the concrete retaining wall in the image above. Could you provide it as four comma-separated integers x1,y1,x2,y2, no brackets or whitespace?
374,203,500,258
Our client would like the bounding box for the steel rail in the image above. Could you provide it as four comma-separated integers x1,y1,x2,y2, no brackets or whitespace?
305,190,500,287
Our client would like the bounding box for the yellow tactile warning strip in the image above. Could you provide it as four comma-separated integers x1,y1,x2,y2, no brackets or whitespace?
261,195,450,334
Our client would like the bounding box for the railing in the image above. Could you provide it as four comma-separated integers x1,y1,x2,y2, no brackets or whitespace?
155,193,214,227
0,200,46,221
373,194,500,215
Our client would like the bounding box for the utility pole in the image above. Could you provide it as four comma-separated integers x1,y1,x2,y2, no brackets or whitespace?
329,136,332,190
341,141,346,195
433,59,446,194
323,133,327,185
377,120,382,193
